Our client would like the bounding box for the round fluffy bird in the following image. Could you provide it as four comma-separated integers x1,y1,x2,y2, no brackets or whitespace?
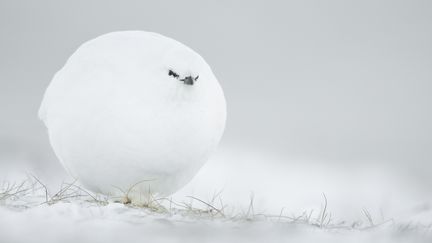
39,31,226,204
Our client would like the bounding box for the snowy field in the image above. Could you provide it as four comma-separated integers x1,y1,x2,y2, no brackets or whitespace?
1,146,431,243
1,1,432,243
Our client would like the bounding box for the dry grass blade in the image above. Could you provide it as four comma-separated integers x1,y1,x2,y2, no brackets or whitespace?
319,193,329,228
63,183,108,205
363,208,374,227
245,193,255,220
30,175,49,203
126,179,156,197
186,196,225,217
0,180,33,201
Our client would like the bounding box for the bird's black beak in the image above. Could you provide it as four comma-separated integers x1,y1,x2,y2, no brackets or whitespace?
181,76,194,85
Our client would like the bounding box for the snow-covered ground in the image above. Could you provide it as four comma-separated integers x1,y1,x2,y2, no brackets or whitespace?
1,146,432,243
1,202,430,243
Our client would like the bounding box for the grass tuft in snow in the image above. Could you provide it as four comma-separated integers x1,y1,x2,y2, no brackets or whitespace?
0,176,431,237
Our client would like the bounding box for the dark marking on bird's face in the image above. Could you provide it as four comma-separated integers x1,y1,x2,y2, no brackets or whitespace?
168,70,179,78
168,69,199,86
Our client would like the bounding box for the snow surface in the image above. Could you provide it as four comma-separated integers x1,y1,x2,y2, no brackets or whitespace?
1,146,432,243
0,203,429,243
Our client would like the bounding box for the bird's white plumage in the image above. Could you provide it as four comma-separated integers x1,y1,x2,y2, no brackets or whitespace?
39,31,226,203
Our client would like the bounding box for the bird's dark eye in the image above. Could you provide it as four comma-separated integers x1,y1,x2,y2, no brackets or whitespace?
168,70,179,79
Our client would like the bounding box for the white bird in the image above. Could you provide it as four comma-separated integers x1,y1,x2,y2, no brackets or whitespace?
39,31,226,204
